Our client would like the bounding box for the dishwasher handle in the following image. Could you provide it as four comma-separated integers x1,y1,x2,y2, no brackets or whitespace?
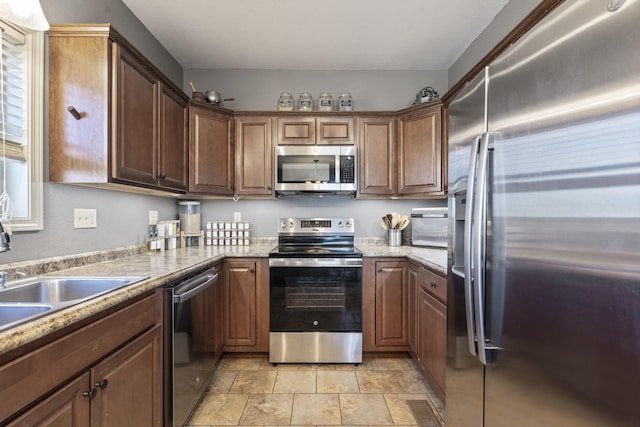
172,272,218,304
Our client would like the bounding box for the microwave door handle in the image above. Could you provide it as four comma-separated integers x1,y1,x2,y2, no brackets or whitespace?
464,135,481,357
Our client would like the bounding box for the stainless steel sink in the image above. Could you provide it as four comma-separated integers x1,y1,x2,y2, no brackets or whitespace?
0,304,52,326
0,276,148,332
0,277,138,303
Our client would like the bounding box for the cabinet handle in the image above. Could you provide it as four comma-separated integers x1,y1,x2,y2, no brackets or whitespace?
83,388,98,399
67,106,82,120
95,379,109,390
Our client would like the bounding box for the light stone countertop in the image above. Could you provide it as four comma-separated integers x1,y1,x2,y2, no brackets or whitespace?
0,243,446,356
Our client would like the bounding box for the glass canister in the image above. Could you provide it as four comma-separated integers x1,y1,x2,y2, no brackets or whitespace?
318,92,333,111
277,92,294,111
178,201,201,234
338,92,353,111
298,92,314,111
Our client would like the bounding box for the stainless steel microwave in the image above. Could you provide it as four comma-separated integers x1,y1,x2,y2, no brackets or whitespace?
274,145,357,196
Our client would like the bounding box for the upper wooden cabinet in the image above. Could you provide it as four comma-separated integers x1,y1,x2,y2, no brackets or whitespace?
357,116,396,196
277,115,354,145
397,102,443,196
235,115,274,197
48,24,189,194
188,103,234,195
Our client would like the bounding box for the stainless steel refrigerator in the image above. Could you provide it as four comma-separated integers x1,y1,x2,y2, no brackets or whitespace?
446,1,640,426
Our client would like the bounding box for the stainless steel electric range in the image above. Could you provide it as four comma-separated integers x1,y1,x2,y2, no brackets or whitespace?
269,217,363,364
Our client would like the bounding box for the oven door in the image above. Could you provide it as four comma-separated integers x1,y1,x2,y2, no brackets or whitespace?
269,258,362,332
269,257,363,363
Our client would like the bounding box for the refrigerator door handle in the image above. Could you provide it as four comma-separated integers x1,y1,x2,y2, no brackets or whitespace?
463,135,482,356
473,132,497,365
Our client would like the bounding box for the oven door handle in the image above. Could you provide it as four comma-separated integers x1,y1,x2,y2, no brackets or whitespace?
173,273,218,304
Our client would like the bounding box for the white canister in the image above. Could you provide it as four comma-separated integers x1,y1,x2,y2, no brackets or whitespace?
338,92,353,111
318,92,333,111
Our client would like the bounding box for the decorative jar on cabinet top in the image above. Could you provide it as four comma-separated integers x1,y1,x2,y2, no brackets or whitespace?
298,92,314,111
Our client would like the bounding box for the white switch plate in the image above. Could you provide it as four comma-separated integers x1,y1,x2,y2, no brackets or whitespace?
234,211,242,222
74,208,97,229
149,210,159,224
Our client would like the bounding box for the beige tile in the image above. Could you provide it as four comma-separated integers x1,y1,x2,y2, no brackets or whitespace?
273,370,317,393
291,393,341,425
188,393,248,425
384,393,430,425
239,393,294,425
317,370,360,393
208,369,238,393
371,357,413,371
221,357,264,371
356,370,404,393
339,393,394,425
229,370,277,393
393,369,432,393
260,359,301,370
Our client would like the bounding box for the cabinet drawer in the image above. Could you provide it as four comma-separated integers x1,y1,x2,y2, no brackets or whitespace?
419,266,447,303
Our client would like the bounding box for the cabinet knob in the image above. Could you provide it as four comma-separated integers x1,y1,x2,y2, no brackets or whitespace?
95,379,109,390
67,106,82,120
83,388,98,399
377,268,382,272
430,282,438,288
249,268,255,273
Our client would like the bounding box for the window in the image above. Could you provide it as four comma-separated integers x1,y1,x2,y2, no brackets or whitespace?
0,20,43,232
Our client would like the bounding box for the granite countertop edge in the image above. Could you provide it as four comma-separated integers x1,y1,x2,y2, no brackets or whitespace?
0,243,446,356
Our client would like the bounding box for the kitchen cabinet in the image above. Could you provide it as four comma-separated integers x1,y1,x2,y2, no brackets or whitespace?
48,24,188,194
410,261,447,401
276,115,354,145
191,264,224,360
363,258,409,351
223,258,269,352
235,115,274,197
357,116,396,196
0,292,163,425
397,102,444,196
189,103,235,195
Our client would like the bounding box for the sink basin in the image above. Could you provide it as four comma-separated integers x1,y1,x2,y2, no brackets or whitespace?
0,276,148,332
0,277,138,303
0,304,52,327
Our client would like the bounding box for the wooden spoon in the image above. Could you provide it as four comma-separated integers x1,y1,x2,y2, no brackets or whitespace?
189,81,197,92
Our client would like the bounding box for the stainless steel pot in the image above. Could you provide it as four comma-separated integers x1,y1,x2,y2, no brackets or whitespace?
204,90,235,105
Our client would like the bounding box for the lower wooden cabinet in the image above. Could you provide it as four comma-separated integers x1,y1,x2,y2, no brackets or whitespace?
363,258,409,351
223,258,269,352
410,261,447,401
2,292,163,426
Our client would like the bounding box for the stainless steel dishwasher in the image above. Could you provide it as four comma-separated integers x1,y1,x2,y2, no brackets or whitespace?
163,265,220,427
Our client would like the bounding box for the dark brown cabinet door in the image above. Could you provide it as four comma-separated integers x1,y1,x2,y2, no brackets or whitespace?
112,45,158,186
90,325,162,427
235,116,273,196
397,103,443,195
158,84,188,191
6,373,90,427
189,106,234,194
419,287,447,400
357,116,396,196
375,260,408,347
223,260,257,347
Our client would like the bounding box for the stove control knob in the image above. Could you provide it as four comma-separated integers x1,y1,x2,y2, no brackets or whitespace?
345,220,352,228
338,221,343,228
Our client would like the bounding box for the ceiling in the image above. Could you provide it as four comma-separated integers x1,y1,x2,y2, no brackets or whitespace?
122,0,511,71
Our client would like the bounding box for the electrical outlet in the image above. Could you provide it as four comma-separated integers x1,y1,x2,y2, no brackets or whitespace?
234,211,242,222
149,210,159,224
74,208,97,229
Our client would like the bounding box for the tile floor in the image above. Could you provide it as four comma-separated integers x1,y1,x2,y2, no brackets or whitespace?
186,356,445,427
